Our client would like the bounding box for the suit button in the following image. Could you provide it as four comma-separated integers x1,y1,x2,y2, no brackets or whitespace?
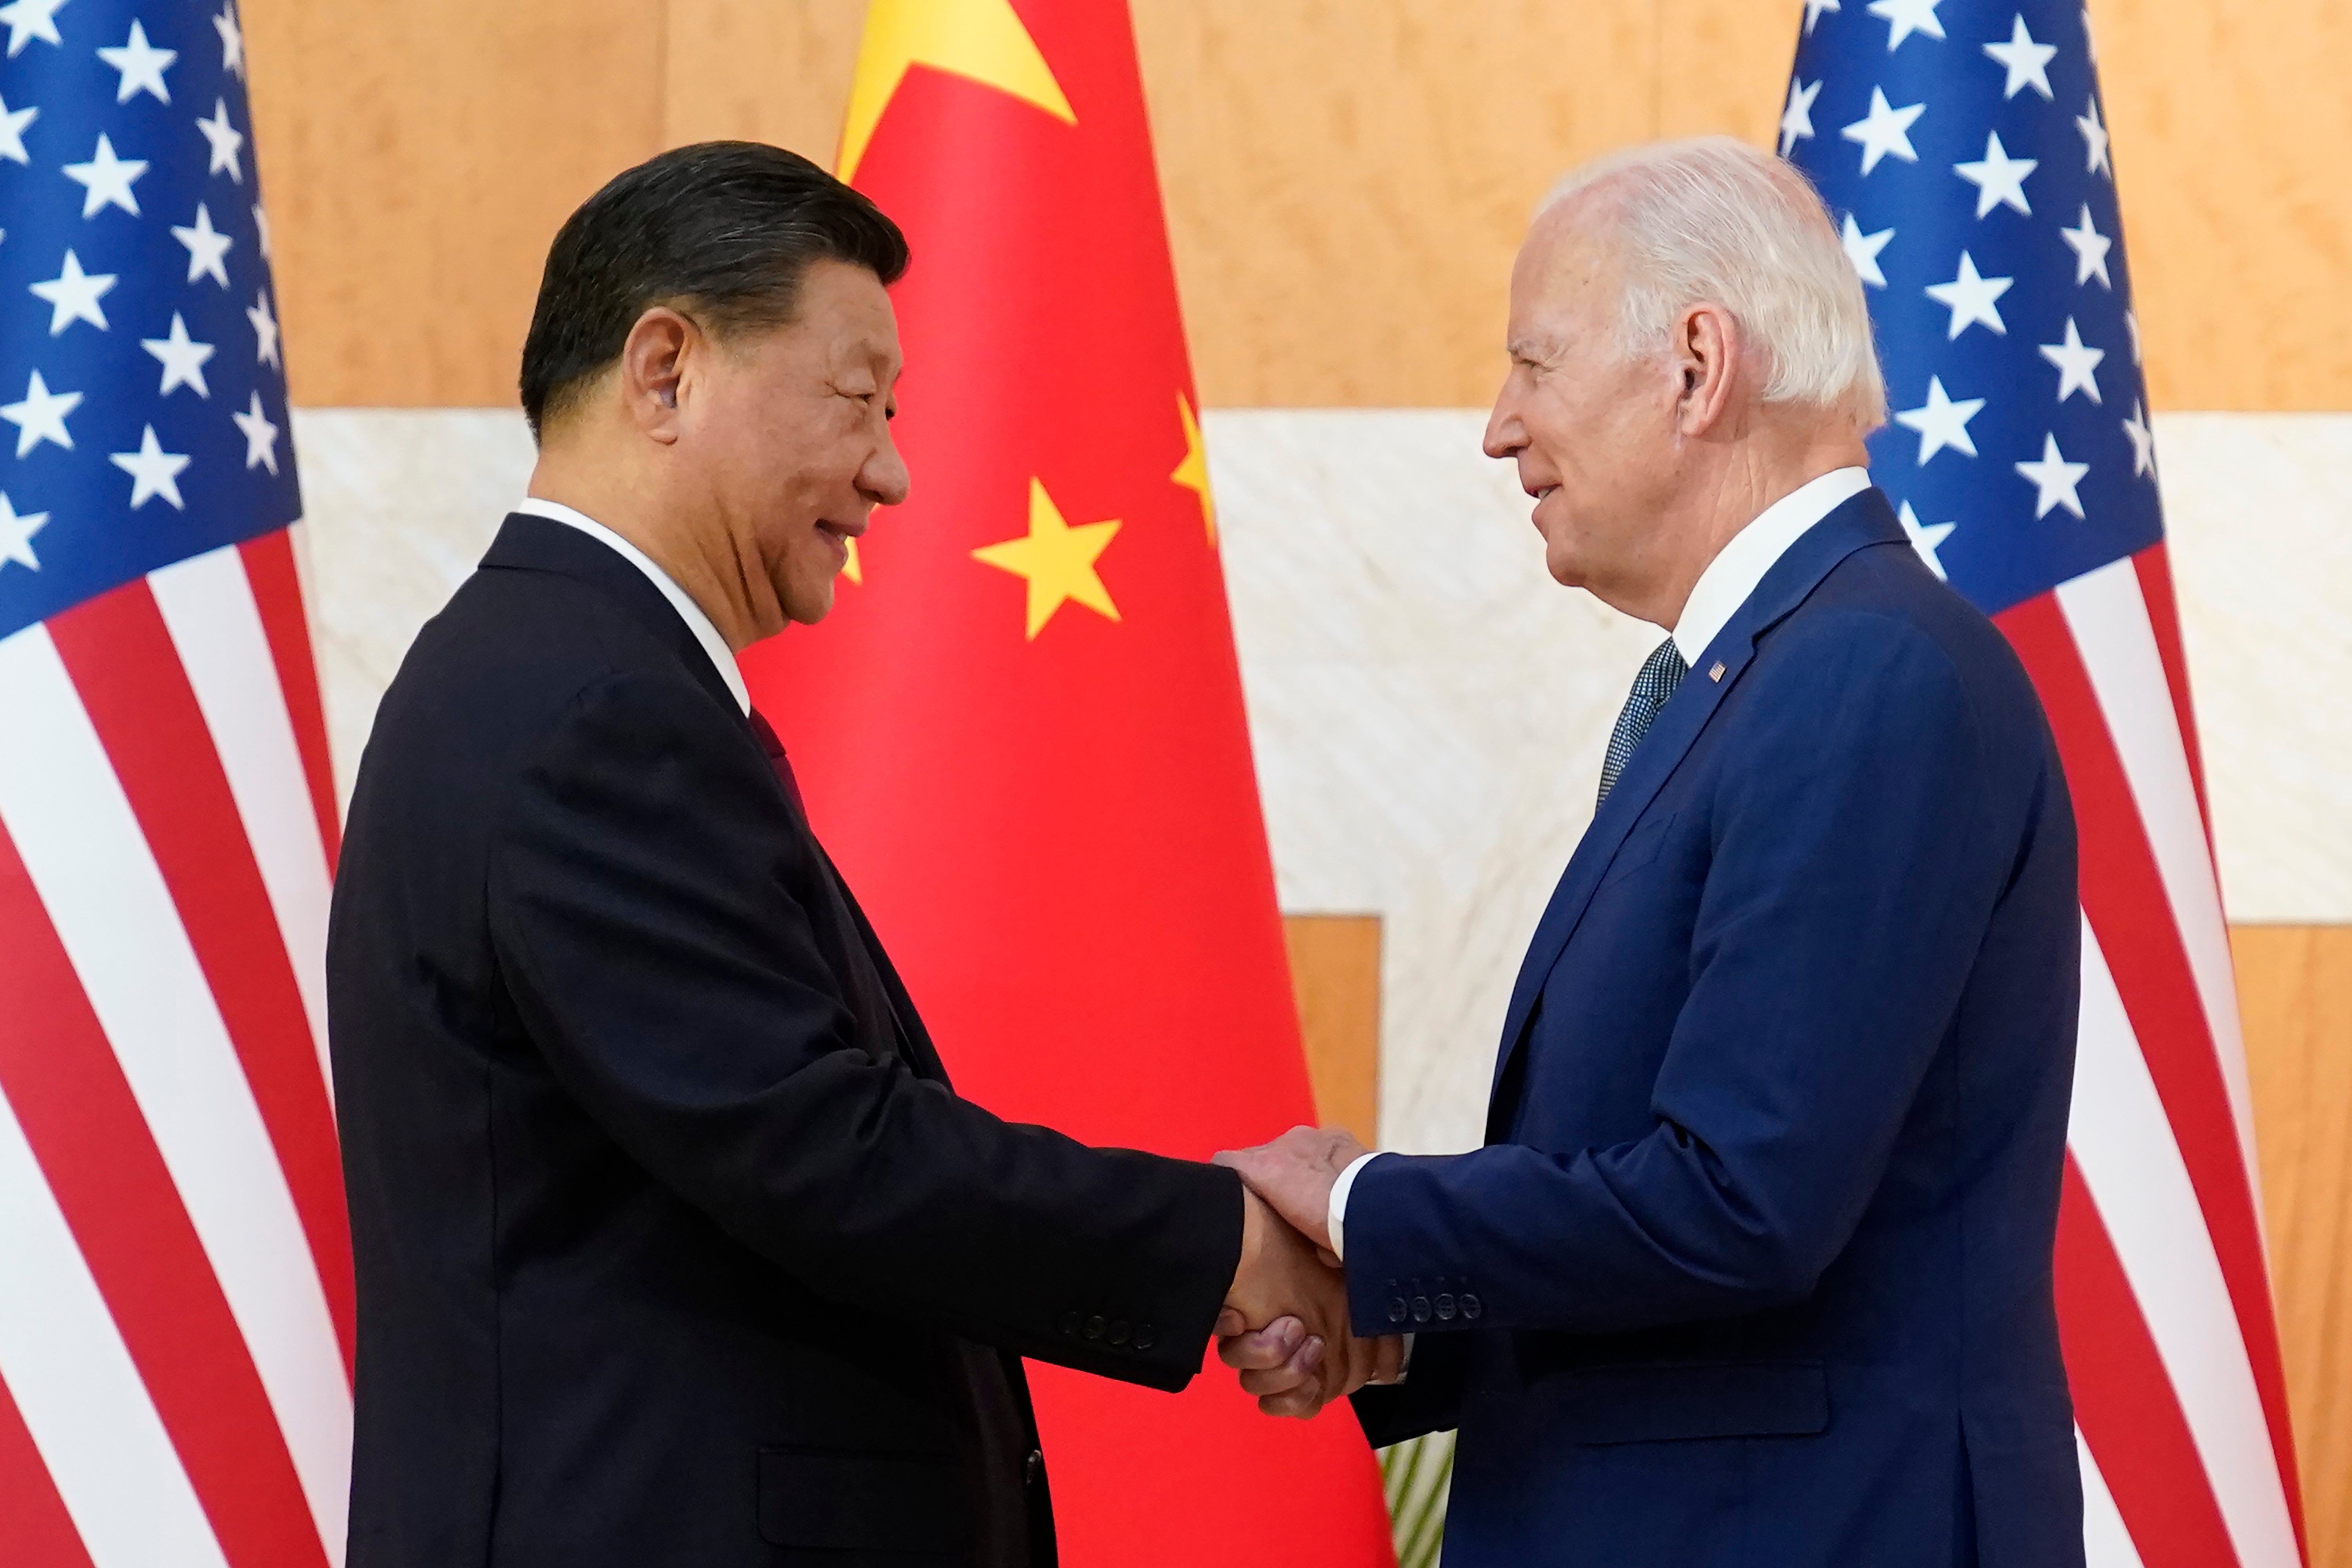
1025,1449,1045,1486
1109,1320,1130,1346
1133,1323,1154,1350
1434,1294,1456,1321
1058,1312,1080,1336
1083,1315,1105,1340
1410,1296,1431,1323
1460,1294,1482,1321
1387,1298,1408,1324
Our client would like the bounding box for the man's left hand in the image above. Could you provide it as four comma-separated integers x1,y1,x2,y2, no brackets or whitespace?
1213,1125,1368,1258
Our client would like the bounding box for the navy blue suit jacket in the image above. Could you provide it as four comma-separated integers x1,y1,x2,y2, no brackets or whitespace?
1347,489,2085,1568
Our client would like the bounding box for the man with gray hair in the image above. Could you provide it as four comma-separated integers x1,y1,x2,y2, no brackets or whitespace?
1218,137,2084,1565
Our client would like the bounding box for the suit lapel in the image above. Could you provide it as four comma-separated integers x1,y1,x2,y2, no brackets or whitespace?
762,771,942,1080
827,851,954,1086
1486,489,1908,1111
483,514,955,1084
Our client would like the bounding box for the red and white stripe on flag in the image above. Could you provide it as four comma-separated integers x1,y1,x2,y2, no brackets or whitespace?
0,525,352,1568
1997,545,2307,1568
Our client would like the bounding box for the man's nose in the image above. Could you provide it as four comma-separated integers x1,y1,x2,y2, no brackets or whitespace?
1483,397,1525,461
863,434,911,508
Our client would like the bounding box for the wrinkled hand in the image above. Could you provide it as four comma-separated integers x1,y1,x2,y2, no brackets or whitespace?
1216,1184,1402,1419
1214,1125,1368,1257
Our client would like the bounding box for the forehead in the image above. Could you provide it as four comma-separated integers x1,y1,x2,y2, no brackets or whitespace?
780,258,902,365
1510,199,1619,331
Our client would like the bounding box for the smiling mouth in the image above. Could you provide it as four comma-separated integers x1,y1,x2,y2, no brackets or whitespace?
815,519,865,553
1528,485,1560,502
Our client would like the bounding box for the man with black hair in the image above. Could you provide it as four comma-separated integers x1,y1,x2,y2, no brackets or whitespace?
328,141,1382,1568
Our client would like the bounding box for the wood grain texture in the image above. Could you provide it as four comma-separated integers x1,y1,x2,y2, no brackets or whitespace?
2234,925,2352,1568
662,0,864,164
242,0,668,408
1281,915,1382,1149
243,0,2352,410
2092,0,2352,412
1133,0,1656,407
1652,0,1795,146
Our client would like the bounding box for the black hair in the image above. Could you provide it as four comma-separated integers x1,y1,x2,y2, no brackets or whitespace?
518,141,910,439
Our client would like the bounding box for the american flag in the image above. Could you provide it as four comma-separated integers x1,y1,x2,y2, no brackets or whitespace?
0,1,351,1564
1781,2,2302,1564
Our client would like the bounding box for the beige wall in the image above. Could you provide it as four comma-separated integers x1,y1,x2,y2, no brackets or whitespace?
248,0,2352,411
2235,927,2352,1568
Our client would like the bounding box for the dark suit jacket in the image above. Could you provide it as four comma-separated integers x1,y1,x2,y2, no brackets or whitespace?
328,514,1243,1568
1349,490,2084,1568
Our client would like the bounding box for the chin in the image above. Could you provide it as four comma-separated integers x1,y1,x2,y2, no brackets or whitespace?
1542,541,1589,589
783,577,838,626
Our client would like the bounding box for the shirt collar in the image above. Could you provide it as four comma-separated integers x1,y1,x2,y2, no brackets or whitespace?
513,497,751,715
1670,466,1872,666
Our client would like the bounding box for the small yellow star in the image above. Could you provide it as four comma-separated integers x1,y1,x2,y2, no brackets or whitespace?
840,535,864,585
972,478,1122,640
1170,391,1216,546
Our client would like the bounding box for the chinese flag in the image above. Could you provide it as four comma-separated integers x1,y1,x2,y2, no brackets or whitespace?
737,1,1396,1563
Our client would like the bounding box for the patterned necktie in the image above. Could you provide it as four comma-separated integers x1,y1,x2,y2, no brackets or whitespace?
1597,638,1691,807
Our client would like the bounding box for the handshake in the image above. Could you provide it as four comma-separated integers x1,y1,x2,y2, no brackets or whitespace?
1212,1126,1406,1418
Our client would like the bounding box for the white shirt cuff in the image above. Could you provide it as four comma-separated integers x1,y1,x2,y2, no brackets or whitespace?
1326,1151,1381,1261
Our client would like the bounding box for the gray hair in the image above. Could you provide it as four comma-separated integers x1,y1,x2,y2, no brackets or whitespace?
1537,136,1886,430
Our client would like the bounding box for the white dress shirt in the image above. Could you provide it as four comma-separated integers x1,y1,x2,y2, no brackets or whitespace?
514,497,751,716
1325,464,1875,1260
1669,466,1871,667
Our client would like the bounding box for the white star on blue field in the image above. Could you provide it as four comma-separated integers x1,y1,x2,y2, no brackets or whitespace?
1783,0,2162,608
0,0,299,642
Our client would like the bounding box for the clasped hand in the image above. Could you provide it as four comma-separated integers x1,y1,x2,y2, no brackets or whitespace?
1214,1127,1404,1418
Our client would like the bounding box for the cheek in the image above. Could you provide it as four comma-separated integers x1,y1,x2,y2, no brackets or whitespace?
798,408,874,496
1524,398,1598,491
1564,386,1663,484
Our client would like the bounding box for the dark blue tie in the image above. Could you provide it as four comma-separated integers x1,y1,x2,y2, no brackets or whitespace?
1597,638,1690,807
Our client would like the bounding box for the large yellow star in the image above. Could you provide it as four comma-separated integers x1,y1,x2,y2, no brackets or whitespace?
972,479,1122,640
837,0,1076,184
1170,391,1216,546
841,536,864,585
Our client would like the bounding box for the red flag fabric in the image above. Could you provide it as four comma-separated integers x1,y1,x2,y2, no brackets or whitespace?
740,1,1396,1562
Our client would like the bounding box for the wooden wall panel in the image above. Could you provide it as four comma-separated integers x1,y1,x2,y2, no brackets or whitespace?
2092,0,2352,413
1651,0,1791,147
1281,915,1382,1149
2234,925,2352,1568
1133,0,1655,408
662,0,863,164
242,0,667,408
243,0,2352,411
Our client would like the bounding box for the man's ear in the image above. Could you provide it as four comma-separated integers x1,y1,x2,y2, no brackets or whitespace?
617,307,695,444
1673,301,1742,438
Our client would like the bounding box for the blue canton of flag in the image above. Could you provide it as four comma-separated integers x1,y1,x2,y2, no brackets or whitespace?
0,0,296,644
1780,0,2160,616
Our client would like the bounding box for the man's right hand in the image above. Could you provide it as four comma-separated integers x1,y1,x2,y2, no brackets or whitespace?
1218,1187,1403,1417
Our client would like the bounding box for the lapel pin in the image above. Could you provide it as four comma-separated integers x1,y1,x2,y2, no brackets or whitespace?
1709,661,1725,682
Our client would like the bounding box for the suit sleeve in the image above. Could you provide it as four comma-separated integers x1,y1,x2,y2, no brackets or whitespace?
1342,611,2013,1337
1350,1332,1472,1446
485,670,1241,1391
